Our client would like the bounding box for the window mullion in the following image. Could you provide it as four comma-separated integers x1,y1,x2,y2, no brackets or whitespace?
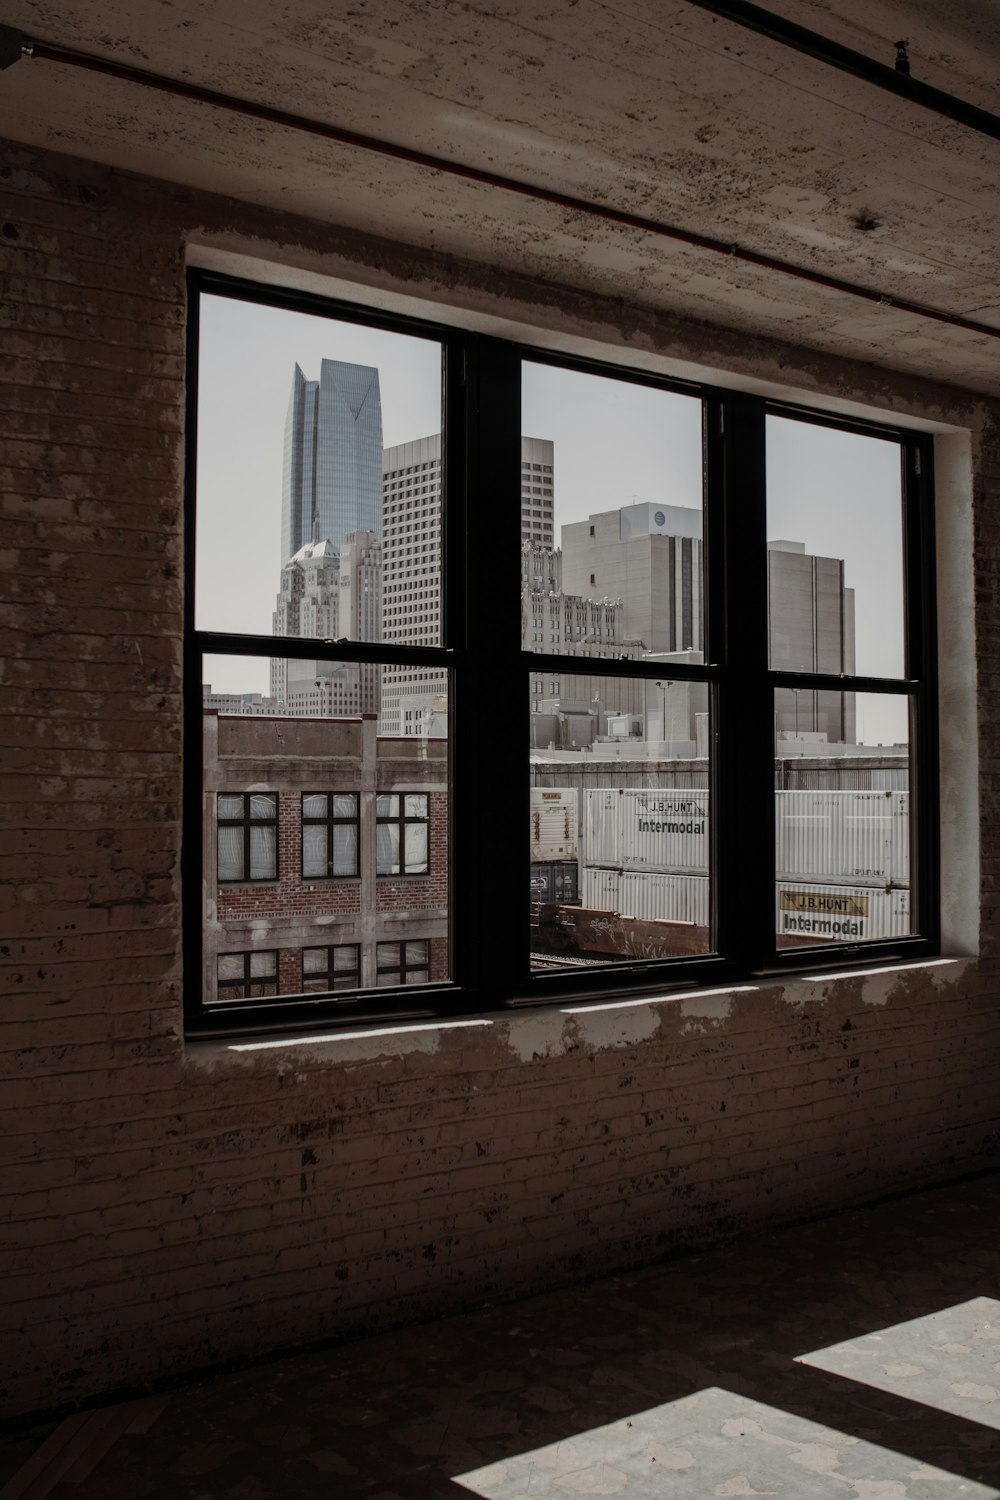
715,392,774,971
454,335,524,1005
905,433,939,947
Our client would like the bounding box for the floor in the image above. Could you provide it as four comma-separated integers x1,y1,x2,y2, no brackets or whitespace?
4,1171,1000,1500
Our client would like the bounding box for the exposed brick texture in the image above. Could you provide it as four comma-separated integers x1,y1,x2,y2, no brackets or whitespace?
2,142,999,1419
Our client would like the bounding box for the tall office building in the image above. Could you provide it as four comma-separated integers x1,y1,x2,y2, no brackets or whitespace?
381,436,555,735
281,360,383,565
769,539,856,742
381,434,445,737
520,437,555,547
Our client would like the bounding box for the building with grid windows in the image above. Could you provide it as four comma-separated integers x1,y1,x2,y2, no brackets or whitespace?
521,436,555,546
380,433,446,737
380,435,556,734
203,711,448,999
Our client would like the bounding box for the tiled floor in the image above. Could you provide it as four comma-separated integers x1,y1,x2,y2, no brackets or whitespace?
4,1171,1000,1499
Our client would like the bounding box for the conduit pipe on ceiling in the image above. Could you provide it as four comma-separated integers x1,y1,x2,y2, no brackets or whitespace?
1,25,999,344
681,0,1000,144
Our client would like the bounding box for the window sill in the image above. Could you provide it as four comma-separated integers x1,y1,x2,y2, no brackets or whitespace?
184,957,972,1072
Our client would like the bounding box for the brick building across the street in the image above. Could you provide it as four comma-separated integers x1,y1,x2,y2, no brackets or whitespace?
204,712,448,999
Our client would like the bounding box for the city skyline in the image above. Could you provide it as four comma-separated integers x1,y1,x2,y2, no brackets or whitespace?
196,294,906,741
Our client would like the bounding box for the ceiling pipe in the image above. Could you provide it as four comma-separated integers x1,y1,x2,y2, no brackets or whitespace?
2,25,999,344
681,0,1000,144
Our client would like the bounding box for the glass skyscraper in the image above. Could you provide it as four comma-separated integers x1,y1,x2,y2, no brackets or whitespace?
281,359,383,564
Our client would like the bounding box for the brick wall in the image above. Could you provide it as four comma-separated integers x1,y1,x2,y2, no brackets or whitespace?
2,141,999,1418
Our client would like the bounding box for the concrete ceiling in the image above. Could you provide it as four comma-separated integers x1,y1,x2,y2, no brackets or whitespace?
3,0,1000,393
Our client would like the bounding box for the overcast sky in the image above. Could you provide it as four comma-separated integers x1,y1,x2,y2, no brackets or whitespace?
197,293,908,745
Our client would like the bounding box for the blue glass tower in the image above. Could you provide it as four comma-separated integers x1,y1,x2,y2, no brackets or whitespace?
281,359,383,563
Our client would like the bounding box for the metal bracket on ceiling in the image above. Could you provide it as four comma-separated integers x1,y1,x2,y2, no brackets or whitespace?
0,25,30,70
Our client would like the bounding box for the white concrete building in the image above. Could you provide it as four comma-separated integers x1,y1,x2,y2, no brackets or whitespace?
562,502,705,656
270,535,381,716
381,435,555,735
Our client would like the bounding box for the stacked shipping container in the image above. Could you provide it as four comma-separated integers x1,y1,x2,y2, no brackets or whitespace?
530,788,580,907
564,788,911,944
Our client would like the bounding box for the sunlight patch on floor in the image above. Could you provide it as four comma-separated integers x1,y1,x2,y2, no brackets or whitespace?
452,1385,998,1499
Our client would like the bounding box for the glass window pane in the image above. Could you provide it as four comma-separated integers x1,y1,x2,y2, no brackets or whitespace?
195,296,442,649
530,673,712,971
378,943,401,967
218,795,243,819
403,823,428,874
250,794,276,820
521,363,704,660
376,824,399,875
217,953,244,980
302,825,328,878
331,825,358,877
405,794,427,817
217,826,244,883
767,417,904,679
302,794,327,817
775,690,912,949
203,654,450,1003
250,950,276,977
249,825,276,880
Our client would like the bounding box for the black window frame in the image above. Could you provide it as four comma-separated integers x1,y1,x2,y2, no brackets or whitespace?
375,793,430,877
302,944,362,993
376,940,432,987
216,791,278,884
301,792,361,880
184,269,939,1038
217,950,279,1001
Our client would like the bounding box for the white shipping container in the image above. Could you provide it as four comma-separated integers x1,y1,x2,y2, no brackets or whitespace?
582,866,621,912
619,871,710,925
775,790,909,886
530,787,578,861
622,789,709,874
776,881,910,943
584,788,710,875
583,790,622,866
585,869,908,942
888,792,910,885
